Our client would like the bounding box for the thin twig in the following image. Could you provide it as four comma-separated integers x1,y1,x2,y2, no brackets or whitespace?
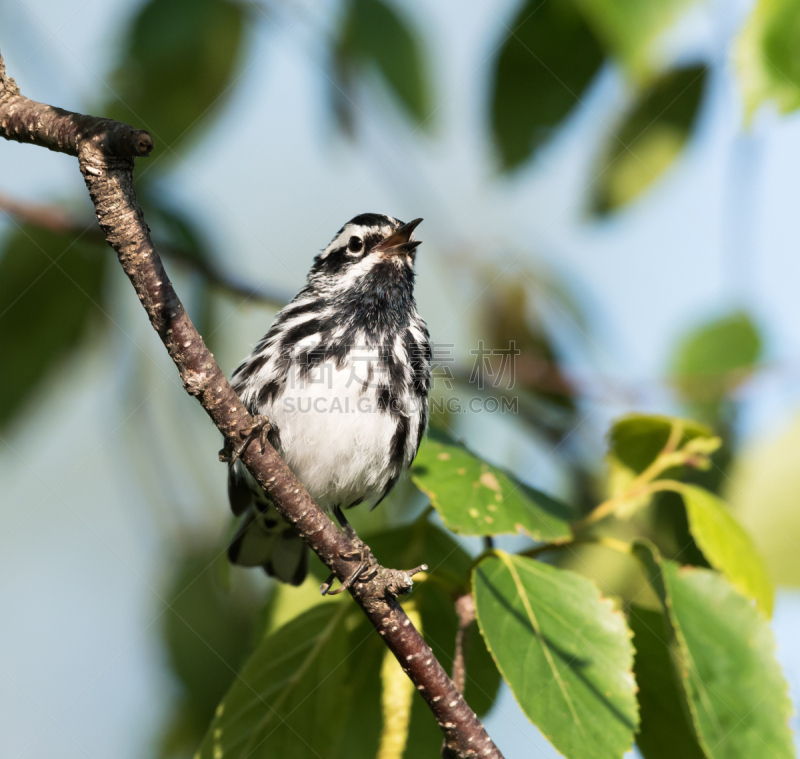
452,593,476,695
0,49,502,759
0,191,292,307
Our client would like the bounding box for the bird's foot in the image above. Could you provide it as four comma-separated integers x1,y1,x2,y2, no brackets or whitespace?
218,415,272,468
320,540,427,597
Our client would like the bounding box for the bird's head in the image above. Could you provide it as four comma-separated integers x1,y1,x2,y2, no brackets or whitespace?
309,214,422,292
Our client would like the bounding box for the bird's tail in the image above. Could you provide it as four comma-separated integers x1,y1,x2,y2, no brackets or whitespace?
227,505,308,585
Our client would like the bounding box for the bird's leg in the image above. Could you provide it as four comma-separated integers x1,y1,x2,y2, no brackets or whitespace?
320,506,375,595
219,415,272,467
320,506,428,596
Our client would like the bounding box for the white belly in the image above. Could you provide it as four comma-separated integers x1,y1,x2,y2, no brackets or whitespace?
261,356,407,510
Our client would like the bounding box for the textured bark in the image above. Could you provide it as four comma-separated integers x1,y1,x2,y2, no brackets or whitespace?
0,50,502,759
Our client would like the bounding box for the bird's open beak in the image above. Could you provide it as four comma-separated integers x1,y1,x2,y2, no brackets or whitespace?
375,218,423,256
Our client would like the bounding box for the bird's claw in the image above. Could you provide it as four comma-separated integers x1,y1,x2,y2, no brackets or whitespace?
220,415,272,468
320,545,427,597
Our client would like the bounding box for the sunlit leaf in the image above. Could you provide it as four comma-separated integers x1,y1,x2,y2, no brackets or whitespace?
474,553,638,759
490,0,604,170
378,601,420,759
676,483,773,616
199,602,379,759
334,0,429,128
411,428,574,540
107,0,245,164
0,224,107,430
592,65,707,214
576,0,700,78
736,0,800,118
629,605,706,759
608,414,712,475
634,541,794,759
670,310,762,406
605,413,714,511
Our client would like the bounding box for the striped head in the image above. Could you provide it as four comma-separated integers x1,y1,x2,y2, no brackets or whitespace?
308,213,423,293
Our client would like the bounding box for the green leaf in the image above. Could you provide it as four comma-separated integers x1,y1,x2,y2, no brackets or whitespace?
474,553,638,759
107,0,245,164
199,602,380,759
490,0,605,170
378,601,421,759
670,310,762,406
633,542,794,759
335,0,430,127
605,414,715,514
411,428,573,540
736,0,800,118
592,65,707,214
608,413,713,476
629,605,706,759
575,0,699,78
676,483,773,616
158,546,259,757
0,224,107,430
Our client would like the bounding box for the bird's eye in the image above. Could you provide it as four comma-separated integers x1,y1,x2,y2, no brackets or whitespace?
347,236,364,253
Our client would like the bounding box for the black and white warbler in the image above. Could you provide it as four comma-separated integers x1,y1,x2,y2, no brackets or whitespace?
224,214,431,588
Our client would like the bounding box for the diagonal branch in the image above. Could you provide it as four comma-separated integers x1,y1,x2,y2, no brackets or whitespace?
0,50,502,759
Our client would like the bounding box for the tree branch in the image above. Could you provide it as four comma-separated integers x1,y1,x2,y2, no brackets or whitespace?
0,50,502,759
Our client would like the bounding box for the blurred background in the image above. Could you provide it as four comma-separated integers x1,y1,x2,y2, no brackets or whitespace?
2,0,800,755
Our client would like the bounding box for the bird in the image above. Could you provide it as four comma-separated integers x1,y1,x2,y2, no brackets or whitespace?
223,213,431,590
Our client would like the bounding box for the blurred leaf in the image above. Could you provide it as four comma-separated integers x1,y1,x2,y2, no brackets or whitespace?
670,310,762,413
634,541,794,759
727,413,800,585
592,65,707,214
411,428,574,540
330,611,384,759
474,553,638,759
576,0,699,78
736,0,800,119
629,605,706,759
260,574,335,637
378,601,420,759
607,413,712,477
490,0,604,170
676,483,773,616
160,546,259,757
199,602,379,759
482,280,576,413
145,199,213,269
0,224,107,430
334,0,429,128
107,0,245,164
